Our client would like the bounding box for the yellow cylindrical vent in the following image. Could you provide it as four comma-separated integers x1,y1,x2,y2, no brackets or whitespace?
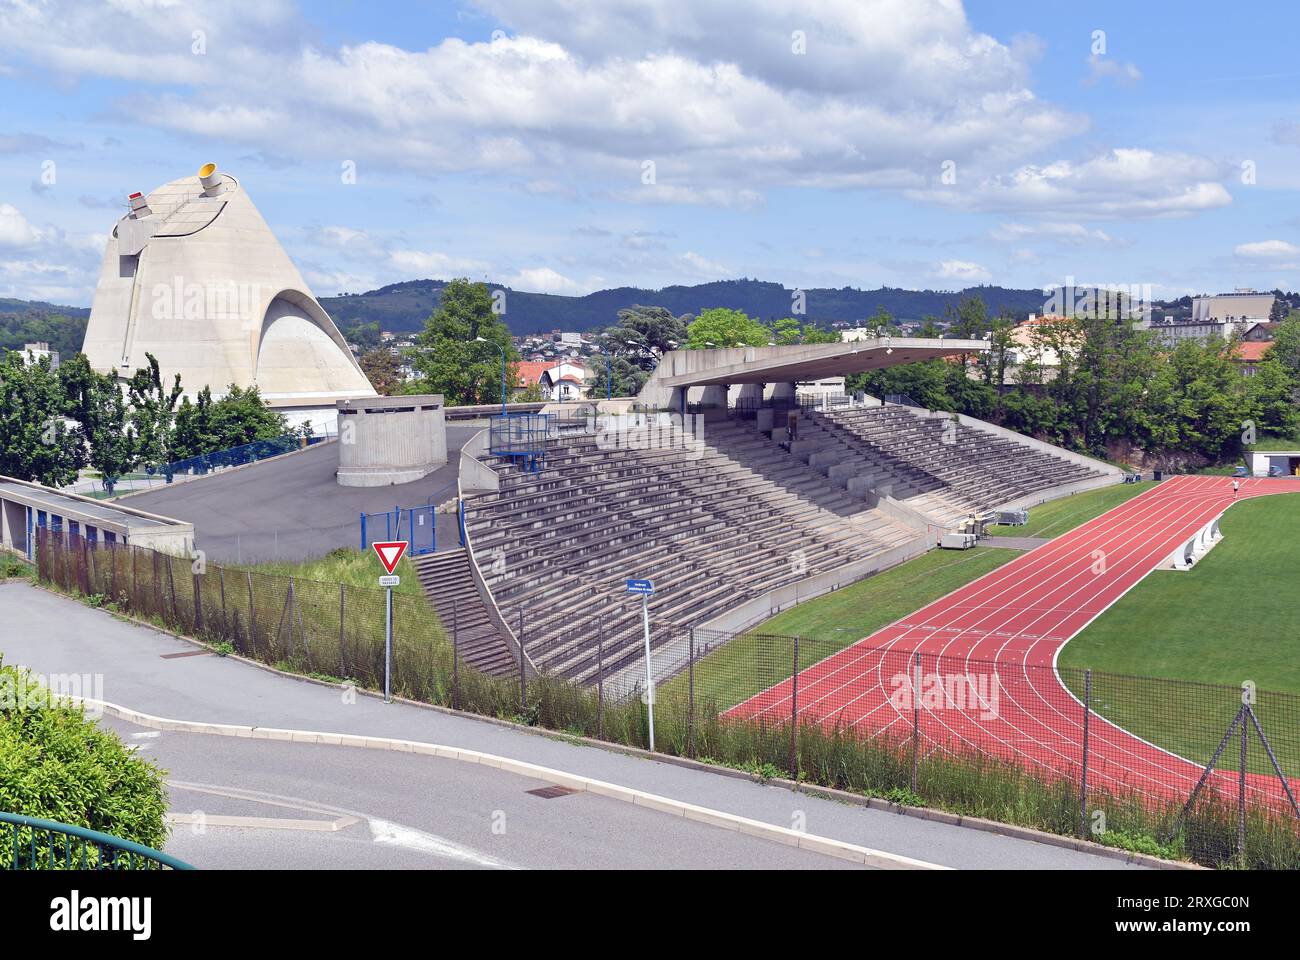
198,162,223,197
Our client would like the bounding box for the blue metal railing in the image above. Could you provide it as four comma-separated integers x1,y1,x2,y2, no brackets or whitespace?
489,412,549,473
147,429,334,484
458,498,467,547
360,504,436,556
1,811,193,870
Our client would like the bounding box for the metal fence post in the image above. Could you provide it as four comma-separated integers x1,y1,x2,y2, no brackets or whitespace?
245,571,256,652
451,597,460,711
596,615,605,741
517,607,526,712
1080,668,1092,839
192,569,203,635
338,582,346,678
687,627,695,760
1238,707,1248,866
166,557,178,623
911,650,921,794
218,566,229,637
789,634,800,779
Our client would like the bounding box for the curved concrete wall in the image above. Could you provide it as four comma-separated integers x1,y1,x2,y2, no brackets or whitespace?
83,168,375,407
336,395,447,487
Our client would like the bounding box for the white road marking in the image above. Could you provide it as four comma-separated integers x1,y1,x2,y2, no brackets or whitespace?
366,818,518,870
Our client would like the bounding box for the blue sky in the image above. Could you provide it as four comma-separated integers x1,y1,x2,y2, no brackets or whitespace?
2,0,1299,308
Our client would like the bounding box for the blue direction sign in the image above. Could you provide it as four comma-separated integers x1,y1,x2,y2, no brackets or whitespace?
626,578,655,596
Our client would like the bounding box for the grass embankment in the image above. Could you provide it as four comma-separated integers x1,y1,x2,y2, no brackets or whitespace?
1249,433,1300,452
237,547,425,597
1059,493,1300,777
985,481,1157,539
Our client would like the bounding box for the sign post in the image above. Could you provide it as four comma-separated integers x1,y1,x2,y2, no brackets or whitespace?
373,541,408,703
626,578,656,750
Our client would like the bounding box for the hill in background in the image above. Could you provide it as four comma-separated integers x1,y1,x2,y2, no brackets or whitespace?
319,279,1054,336
0,299,90,357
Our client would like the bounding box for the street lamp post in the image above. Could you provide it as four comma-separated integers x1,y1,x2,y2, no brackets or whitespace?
474,336,507,415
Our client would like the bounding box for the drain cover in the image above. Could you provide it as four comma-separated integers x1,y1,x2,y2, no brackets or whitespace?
526,785,580,799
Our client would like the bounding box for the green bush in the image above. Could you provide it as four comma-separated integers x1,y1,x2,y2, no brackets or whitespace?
0,659,169,866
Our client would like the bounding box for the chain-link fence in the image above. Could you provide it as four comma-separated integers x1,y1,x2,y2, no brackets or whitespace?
35,529,1300,868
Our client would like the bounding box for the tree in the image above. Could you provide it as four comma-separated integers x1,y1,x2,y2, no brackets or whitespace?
174,384,288,459
171,387,218,462
590,304,688,398
0,349,82,486
125,353,184,470
1269,311,1300,384
207,385,286,448
772,317,802,346
977,313,1015,392
359,348,402,395
773,318,839,345
407,278,518,406
1244,355,1299,438
59,354,134,491
684,307,771,349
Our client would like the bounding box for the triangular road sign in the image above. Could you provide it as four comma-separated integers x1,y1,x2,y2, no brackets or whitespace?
373,541,408,575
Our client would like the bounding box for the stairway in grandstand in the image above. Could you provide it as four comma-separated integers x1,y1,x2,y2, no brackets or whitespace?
412,548,517,677
800,404,1112,525
460,420,919,686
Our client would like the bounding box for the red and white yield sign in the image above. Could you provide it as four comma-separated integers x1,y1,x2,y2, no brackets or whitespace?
372,541,408,575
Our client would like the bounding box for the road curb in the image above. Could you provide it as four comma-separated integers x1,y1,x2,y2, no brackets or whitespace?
21,581,1193,870
74,695,947,871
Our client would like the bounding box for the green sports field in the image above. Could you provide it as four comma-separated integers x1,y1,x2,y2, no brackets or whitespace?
1060,492,1300,694
986,480,1157,539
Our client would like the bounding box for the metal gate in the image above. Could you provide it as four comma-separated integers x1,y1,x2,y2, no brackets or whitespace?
360,505,436,555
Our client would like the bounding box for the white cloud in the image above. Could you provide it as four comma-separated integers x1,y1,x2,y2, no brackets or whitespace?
387,248,491,276
0,0,1077,206
613,184,765,209
1234,240,1300,259
911,148,1233,219
1083,55,1141,87
680,251,731,278
938,259,991,282
992,221,1121,245
316,225,384,256
0,204,42,247
506,266,584,294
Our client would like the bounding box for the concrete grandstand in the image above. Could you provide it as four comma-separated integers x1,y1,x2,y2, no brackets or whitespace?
425,341,1122,683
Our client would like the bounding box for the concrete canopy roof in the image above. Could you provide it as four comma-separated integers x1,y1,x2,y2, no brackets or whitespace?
650,337,989,387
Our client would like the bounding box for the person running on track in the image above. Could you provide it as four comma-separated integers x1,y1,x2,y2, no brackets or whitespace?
1233,478,1240,498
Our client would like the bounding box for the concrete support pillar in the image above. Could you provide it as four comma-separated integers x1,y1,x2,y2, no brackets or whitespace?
699,384,728,409
766,382,797,402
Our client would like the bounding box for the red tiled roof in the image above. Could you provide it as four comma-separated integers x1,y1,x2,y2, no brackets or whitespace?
1232,341,1272,362
515,361,551,386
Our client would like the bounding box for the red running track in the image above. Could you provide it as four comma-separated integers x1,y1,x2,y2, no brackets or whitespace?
730,474,1300,811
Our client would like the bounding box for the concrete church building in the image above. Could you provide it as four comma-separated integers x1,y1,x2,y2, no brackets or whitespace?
82,163,375,427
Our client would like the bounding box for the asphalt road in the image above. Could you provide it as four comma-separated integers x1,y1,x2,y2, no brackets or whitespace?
104,715,863,870
0,582,1148,870
120,425,480,563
